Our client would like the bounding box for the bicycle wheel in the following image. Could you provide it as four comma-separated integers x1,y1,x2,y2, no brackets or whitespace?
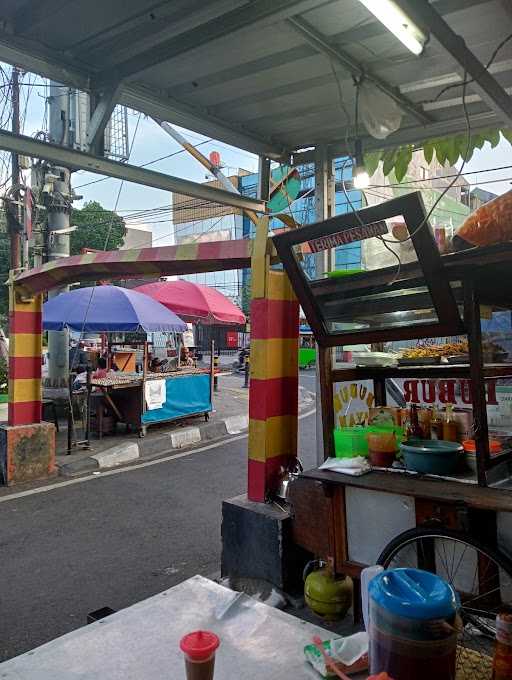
377,527,512,660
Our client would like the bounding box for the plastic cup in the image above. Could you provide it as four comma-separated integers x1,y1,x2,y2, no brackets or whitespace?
180,630,220,680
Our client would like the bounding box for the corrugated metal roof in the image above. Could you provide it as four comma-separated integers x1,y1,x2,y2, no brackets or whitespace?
0,0,511,158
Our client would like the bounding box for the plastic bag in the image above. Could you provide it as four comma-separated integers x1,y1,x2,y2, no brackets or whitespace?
304,633,369,678
456,189,512,247
359,83,403,139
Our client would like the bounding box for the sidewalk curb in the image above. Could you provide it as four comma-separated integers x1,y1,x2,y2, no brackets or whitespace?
58,390,315,477
59,415,244,476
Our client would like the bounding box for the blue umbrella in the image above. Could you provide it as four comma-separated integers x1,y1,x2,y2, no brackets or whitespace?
43,286,187,333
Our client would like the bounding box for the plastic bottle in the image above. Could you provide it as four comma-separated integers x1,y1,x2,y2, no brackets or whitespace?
361,565,384,632
492,613,512,680
442,404,458,442
407,404,424,439
419,409,431,439
431,405,443,440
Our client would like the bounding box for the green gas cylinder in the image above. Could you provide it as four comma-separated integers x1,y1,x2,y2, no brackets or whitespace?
303,560,353,621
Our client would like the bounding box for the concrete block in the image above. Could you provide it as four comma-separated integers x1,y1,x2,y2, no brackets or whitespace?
0,421,56,486
138,432,173,458
91,442,140,468
224,414,249,434
170,427,201,449
221,494,311,594
59,457,99,477
201,421,228,441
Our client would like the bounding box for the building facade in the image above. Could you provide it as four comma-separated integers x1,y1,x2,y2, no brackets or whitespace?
171,153,472,311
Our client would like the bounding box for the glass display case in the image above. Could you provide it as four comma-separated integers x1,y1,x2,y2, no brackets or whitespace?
273,192,464,346
273,191,512,487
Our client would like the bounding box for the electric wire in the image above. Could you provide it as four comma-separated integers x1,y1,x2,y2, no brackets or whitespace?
428,32,512,104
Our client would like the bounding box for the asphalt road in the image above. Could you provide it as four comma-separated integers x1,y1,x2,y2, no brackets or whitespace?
0,375,317,662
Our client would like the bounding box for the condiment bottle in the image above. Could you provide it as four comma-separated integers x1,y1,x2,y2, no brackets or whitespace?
435,225,447,254
431,405,443,440
492,612,512,680
407,404,424,439
442,404,458,442
419,408,431,439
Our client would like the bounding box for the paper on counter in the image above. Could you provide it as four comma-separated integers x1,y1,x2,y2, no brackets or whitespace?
319,457,371,476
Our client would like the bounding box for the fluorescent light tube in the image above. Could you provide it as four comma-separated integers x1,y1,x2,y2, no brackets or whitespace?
357,0,427,55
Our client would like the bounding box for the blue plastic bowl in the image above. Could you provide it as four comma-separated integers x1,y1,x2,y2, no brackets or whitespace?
400,440,464,475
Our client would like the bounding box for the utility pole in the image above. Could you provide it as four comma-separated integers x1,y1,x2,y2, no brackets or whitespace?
45,81,72,387
314,145,335,466
9,66,21,270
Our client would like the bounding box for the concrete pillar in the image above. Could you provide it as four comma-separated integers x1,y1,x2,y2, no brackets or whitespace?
247,217,299,502
47,82,71,387
8,281,43,425
2,281,55,486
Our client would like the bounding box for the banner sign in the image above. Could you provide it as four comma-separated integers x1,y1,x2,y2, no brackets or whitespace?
308,220,388,253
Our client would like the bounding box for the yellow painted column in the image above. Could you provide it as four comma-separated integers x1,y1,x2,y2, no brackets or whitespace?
8,279,43,425
247,218,299,501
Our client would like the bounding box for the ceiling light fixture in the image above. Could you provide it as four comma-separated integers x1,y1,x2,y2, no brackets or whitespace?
353,139,370,190
357,0,427,56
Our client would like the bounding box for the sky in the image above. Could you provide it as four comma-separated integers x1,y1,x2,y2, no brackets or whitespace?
4,67,512,248
9,73,259,246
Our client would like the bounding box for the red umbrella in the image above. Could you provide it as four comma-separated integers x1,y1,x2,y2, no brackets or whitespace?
135,280,246,325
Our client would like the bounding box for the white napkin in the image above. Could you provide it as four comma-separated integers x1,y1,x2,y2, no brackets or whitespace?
319,456,370,476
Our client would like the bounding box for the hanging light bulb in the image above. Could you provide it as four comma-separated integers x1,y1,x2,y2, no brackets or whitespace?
353,139,369,190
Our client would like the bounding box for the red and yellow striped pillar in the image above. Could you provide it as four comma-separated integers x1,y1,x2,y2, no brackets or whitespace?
248,218,299,502
8,280,43,426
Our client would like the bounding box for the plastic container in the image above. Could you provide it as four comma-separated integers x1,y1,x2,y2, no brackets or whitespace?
400,440,463,475
334,427,368,458
462,439,503,454
361,565,384,632
368,568,459,680
463,439,503,474
180,630,220,680
368,431,397,468
335,425,404,459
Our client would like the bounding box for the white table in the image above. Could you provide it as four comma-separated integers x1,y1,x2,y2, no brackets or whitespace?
0,575,334,679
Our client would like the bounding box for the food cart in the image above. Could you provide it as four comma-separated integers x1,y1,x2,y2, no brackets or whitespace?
273,191,512,659
89,364,214,438
44,286,215,440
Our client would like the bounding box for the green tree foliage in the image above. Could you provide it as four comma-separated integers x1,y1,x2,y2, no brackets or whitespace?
0,201,126,330
364,129,512,182
70,200,126,255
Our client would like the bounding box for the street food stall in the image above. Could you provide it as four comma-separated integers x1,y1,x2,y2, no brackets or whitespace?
273,191,512,670
43,286,214,440
90,365,213,438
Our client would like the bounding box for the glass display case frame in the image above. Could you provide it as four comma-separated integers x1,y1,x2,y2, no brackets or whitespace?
272,191,465,347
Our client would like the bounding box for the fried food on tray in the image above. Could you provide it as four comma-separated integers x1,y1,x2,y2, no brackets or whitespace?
401,340,468,359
